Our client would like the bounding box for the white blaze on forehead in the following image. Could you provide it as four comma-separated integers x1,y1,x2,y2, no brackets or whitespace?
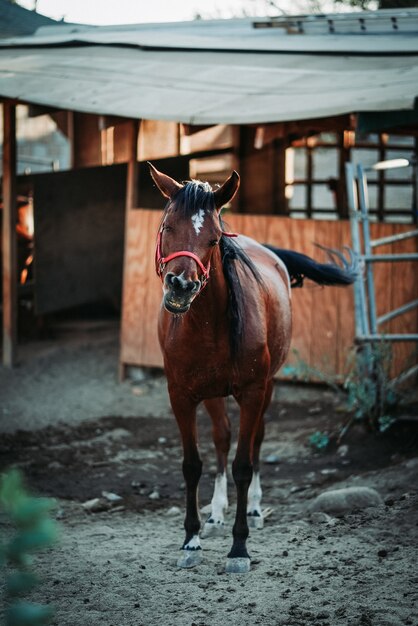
191,209,205,235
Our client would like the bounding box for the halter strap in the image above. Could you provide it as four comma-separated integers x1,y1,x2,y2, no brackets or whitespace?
155,227,238,288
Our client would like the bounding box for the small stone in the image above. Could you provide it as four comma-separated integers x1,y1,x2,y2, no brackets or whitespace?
166,506,181,516
337,444,349,457
81,498,109,513
131,386,145,396
378,549,388,558
149,490,160,500
308,406,321,415
158,437,167,444
282,550,288,557
128,366,147,382
384,498,395,507
102,491,123,503
405,458,418,470
264,453,281,464
310,512,336,525
48,461,63,470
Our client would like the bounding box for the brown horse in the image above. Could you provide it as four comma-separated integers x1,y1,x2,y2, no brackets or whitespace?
149,163,356,573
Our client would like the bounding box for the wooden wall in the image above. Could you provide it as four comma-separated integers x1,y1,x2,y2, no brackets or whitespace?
32,165,126,314
120,210,418,380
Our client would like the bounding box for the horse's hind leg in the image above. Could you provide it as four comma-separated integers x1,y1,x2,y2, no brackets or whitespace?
247,379,273,529
169,389,203,568
201,397,231,538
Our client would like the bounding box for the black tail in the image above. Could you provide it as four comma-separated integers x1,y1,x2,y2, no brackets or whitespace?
264,243,358,288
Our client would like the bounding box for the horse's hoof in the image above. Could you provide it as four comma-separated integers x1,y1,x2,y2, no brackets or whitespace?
225,557,251,574
177,549,203,569
247,514,264,530
201,520,227,538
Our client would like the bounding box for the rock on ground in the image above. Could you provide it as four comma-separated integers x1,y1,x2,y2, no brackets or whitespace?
309,486,383,515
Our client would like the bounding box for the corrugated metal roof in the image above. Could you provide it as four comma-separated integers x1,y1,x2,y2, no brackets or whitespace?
0,12,417,125
0,0,62,39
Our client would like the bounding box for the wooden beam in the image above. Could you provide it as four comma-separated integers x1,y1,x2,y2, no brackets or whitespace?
273,138,288,215
2,102,18,367
119,118,140,381
67,110,75,168
125,119,140,212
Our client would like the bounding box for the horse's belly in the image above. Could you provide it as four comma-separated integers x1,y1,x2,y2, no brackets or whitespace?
168,363,232,399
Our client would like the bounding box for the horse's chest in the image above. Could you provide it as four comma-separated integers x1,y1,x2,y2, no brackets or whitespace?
163,338,232,398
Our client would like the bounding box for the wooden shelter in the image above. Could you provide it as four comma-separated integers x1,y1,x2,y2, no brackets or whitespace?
1,10,418,376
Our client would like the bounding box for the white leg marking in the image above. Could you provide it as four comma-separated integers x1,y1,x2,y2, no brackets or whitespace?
184,534,201,551
209,472,228,523
201,473,228,538
178,533,203,567
191,209,205,235
247,471,262,517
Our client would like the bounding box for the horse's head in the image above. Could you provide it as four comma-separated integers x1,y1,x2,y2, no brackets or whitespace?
149,162,240,314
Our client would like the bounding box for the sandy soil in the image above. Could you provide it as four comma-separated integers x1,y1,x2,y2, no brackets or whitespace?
1,324,418,626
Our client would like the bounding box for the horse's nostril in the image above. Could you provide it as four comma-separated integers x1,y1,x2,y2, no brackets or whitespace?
188,280,201,293
165,272,176,287
165,273,200,293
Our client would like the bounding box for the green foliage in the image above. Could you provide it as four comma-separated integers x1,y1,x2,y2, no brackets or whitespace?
309,431,330,450
0,469,57,626
285,344,401,442
343,342,398,431
6,602,54,626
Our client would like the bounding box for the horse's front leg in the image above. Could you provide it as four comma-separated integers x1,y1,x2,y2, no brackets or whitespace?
226,384,266,574
169,388,203,568
201,397,231,538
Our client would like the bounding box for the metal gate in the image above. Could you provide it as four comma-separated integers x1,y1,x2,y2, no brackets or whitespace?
346,161,418,383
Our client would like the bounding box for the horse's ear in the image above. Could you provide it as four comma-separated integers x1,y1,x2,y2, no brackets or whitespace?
148,162,183,199
213,171,240,211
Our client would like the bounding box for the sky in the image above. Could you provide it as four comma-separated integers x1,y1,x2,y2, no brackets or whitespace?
17,0,283,24
17,0,342,26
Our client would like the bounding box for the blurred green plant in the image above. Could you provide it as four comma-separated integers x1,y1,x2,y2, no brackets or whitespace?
342,342,398,432
283,342,402,442
0,469,57,626
308,431,330,450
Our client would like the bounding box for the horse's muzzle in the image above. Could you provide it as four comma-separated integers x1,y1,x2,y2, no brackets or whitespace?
163,297,191,314
163,272,201,314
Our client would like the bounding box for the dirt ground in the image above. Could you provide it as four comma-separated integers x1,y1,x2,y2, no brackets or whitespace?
1,323,418,626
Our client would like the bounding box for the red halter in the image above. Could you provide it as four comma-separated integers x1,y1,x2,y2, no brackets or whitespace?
155,226,238,290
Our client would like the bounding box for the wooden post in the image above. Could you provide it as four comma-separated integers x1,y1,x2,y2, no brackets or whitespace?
273,138,288,215
125,119,139,213
2,102,18,367
119,118,140,381
67,110,75,169
306,139,313,218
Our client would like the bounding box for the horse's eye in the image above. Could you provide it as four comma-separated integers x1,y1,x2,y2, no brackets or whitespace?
163,225,174,233
209,239,219,247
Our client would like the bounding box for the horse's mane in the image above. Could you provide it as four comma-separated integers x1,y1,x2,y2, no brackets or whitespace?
219,221,263,359
167,181,263,360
